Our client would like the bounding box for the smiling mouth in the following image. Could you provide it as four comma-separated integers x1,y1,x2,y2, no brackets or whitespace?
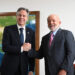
50,25,55,28
19,19,24,21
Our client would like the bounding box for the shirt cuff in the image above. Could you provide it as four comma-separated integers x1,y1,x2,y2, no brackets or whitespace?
21,46,23,52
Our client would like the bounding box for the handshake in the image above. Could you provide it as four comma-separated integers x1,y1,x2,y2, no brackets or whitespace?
22,43,31,52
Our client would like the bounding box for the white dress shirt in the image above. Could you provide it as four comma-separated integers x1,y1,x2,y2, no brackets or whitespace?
17,24,26,52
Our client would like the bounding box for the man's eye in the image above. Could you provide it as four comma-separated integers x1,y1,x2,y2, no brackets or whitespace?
23,15,26,17
18,14,26,17
18,15,21,17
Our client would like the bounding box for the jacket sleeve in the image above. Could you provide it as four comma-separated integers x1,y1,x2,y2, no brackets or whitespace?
28,37,44,59
60,31,75,72
28,30,35,72
2,27,21,54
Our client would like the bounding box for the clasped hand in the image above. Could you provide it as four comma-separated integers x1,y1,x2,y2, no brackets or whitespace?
22,43,31,51
58,69,67,75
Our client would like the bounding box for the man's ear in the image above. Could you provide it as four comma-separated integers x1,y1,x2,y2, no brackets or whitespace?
59,21,61,25
26,17,28,22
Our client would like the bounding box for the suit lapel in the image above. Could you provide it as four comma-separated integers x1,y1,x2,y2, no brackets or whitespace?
45,33,51,50
49,29,62,49
52,28,62,43
25,27,30,43
14,26,30,44
12,25,20,44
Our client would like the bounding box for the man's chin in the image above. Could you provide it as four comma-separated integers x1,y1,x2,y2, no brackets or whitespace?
18,24,25,26
50,28,55,31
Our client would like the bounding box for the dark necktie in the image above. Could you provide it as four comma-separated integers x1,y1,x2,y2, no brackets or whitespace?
19,28,24,45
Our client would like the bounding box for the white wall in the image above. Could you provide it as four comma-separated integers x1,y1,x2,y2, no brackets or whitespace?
0,0,75,75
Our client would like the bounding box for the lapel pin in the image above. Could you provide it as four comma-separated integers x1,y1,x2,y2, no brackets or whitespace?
27,32,29,34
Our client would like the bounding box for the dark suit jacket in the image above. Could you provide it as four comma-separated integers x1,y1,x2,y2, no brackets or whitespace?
1,25,35,75
29,29,75,75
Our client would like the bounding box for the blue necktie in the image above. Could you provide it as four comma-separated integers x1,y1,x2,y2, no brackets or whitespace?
19,28,24,45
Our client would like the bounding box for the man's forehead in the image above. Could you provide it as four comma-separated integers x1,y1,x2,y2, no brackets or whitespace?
48,14,60,20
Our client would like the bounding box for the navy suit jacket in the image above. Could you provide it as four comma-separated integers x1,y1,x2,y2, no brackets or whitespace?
1,25,35,75
29,29,75,75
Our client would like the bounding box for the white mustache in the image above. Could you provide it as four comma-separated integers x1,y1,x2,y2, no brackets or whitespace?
49,25,55,27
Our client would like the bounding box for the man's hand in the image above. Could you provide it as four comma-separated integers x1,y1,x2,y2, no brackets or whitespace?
28,71,33,75
22,43,31,51
58,69,67,75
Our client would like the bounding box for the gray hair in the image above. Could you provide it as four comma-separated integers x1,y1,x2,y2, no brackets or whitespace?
16,7,29,16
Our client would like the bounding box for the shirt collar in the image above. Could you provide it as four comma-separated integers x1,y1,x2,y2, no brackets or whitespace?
51,27,60,36
17,24,25,30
